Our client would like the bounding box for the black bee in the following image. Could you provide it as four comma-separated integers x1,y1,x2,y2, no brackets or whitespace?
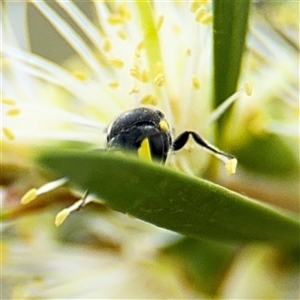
107,107,234,164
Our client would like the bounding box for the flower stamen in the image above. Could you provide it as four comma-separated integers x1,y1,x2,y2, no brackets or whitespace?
55,190,93,227
208,82,252,125
20,178,68,205
154,72,165,87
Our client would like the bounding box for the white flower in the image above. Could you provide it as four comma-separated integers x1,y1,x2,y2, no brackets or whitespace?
2,0,241,177
2,2,298,299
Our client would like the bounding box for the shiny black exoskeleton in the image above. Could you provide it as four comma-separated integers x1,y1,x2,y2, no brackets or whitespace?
107,108,172,162
107,107,234,163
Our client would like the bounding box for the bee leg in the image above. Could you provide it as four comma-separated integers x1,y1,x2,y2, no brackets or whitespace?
173,131,234,160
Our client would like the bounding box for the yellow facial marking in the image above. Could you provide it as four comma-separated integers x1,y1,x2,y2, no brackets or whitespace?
159,120,169,132
138,138,152,162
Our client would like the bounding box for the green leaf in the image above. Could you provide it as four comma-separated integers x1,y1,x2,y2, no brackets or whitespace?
39,151,299,246
213,0,251,130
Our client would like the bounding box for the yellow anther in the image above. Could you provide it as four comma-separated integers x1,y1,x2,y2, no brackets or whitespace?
156,15,164,31
154,72,165,87
6,108,21,116
2,127,15,141
138,138,152,162
103,37,112,52
200,13,213,24
130,66,141,80
135,41,144,57
72,70,88,81
140,94,158,106
186,49,192,57
107,58,124,68
159,120,169,132
118,4,131,20
244,81,253,96
225,158,237,175
129,86,140,95
108,81,120,89
117,30,127,40
195,7,206,22
141,70,149,83
55,209,69,227
192,75,200,90
21,188,37,205
107,14,124,25
2,98,16,106
190,0,206,12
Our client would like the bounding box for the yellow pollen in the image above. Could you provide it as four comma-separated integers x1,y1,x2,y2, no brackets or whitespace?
108,81,120,89
186,49,192,57
21,188,37,205
140,94,158,106
129,86,140,95
103,37,112,52
130,66,141,80
154,72,165,87
159,120,169,131
244,81,253,96
72,70,88,81
225,158,238,176
107,14,124,25
107,58,124,68
2,127,15,141
118,4,131,20
117,30,127,40
195,7,206,22
156,15,164,31
55,209,69,227
141,70,149,83
6,108,21,116
192,76,200,90
6,108,21,117
190,0,207,12
2,98,16,106
200,13,213,25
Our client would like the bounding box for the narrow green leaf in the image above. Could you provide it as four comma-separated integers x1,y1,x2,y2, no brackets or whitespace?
213,0,251,130
39,151,299,246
